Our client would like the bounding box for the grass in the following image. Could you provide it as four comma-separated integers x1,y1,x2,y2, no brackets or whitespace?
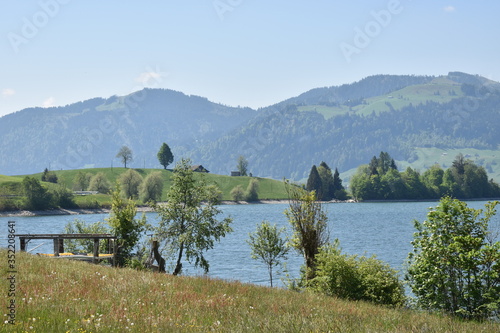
298,77,464,119
0,168,289,211
2,250,499,332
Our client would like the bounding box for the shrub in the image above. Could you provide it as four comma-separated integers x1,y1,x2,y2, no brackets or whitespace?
309,241,406,307
245,179,259,201
230,185,245,201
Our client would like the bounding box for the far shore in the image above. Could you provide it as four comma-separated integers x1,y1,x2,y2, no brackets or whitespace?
0,199,357,217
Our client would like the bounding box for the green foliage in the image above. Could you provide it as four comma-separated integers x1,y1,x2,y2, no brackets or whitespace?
51,184,76,208
106,184,147,266
22,176,52,210
41,168,58,183
310,241,406,306
351,153,500,200
407,197,500,320
119,169,143,199
244,178,259,201
237,155,248,176
116,145,133,168
63,219,110,253
284,181,329,282
73,171,92,191
139,171,163,203
154,158,233,275
306,165,323,200
157,142,174,170
317,162,335,201
247,220,289,287
88,172,111,194
230,185,245,201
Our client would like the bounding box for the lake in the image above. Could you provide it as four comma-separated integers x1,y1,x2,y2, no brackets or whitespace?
2,201,499,288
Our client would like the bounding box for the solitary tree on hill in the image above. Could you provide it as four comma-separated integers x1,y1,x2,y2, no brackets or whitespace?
157,142,174,169
237,155,248,176
116,145,133,168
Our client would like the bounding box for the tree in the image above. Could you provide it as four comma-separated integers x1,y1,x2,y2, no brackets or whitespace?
230,185,245,201
157,142,174,170
407,197,500,320
119,169,143,199
244,178,259,201
140,171,164,203
306,165,323,200
73,171,92,191
332,167,346,199
88,172,111,194
247,221,289,287
317,162,335,201
22,176,52,210
41,168,58,183
116,145,133,168
106,184,147,266
154,158,233,275
237,155,248,176
284,181,329,282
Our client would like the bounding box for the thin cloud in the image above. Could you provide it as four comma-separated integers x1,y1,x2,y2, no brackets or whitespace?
42,97,55,108
443,6,456,13
135,71,162,85
2,88,16,97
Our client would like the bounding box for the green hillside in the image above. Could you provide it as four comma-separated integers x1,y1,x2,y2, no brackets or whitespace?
298,77,465,119
0,168,289,211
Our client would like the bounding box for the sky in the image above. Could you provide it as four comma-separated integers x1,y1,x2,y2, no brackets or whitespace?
1,0,499,117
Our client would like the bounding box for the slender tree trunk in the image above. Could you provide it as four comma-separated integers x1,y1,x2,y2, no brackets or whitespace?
269,264,273,288
173,241,184,275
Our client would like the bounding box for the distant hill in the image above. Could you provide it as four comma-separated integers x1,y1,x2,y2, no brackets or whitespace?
191,72,500,181
1,72,499,183
0,89,255,175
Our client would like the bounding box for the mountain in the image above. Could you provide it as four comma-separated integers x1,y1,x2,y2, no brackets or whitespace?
1,72,499,183
0,89,255,175
191,72,500,180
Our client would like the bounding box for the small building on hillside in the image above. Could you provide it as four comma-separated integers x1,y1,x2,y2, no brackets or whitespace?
191,165,209,173
231,171,241,177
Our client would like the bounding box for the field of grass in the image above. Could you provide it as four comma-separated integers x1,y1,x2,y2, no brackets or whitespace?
299,77,464,119
2,250,499,332
0,168,289,210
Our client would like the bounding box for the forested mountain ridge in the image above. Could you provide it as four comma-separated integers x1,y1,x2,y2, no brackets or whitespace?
1,72,499,183
0,89,255,175
192,72,500,180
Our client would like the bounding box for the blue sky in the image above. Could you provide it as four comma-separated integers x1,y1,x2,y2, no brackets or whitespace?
1,0,499,117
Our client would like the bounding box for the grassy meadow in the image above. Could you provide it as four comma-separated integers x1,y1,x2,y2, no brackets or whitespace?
2,250,499,332
0,167,289,211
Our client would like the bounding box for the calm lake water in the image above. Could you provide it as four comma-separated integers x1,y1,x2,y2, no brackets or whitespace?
2,201,499,288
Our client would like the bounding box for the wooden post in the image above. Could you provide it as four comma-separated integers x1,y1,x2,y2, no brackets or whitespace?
152,240,166,273
93,238,99,264
20,238,26,252
53,238,60,256
58,238,64,253
113,238,118,267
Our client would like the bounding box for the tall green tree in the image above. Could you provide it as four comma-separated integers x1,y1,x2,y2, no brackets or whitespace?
116,145,133,168
140,171,164,203
88,172,111,194
22,176,52,210
332,167,346,199
407,197,500,320
73,171,92,191
119,169,143,200
106,184,147,266
154,158,233,275
317,162,335,201
237,155,249,176
247,220,289,287
284,181,329,282
306,165,323,200
157,142,174,170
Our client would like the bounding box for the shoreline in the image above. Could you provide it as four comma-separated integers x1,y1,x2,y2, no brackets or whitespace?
0,199,357,217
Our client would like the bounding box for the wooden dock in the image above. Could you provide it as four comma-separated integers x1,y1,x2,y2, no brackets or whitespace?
16,233,118,266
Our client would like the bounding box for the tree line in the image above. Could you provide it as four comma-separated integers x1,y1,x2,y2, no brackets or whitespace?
350,152,500,200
